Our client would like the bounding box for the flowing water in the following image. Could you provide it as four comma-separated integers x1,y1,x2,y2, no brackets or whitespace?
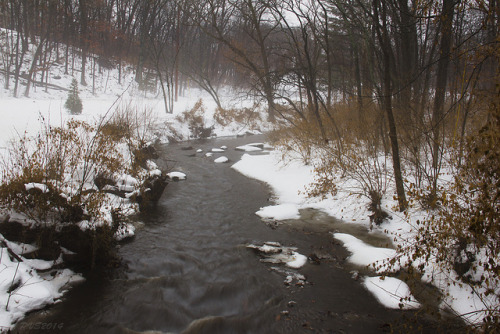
15,135,463,334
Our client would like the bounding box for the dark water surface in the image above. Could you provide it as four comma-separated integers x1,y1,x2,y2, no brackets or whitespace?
15,135,462,334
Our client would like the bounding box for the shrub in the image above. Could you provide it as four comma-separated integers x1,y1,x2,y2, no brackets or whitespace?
389,104,500,329
177,99,213,139
213,104,263,129
0,115,154,268
65,78,83,115
270,103,392,225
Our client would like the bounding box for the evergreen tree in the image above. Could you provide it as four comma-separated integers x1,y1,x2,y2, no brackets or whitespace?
65,78,83,115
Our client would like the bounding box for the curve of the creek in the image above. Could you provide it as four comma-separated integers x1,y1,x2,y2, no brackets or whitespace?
15,135,462,334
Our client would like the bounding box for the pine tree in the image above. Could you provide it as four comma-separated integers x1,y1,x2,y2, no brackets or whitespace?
65,78,83,115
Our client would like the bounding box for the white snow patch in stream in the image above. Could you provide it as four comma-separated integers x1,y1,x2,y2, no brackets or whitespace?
256,204,300,220
167,171,187,181
363,276,421,310
247,242,307,269
235,145,263,152
214,156,229,163
333,233,397,270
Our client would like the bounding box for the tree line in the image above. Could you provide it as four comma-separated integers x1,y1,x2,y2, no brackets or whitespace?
0,0,498,201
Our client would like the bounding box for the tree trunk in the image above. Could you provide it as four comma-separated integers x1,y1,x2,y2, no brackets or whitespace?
79,0,88,86
24,38,46,97
374,0,407,211
431,0,455,193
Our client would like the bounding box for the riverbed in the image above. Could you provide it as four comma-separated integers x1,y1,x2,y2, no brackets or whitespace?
15,135,463,333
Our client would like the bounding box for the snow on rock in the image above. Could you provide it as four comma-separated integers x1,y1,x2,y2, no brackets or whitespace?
211,148,225,153
0,237,37,255
146,160,159,170
220,145,228,150
24,183,49,193
149,169,162,177
256,204,300,220
286,252,308,269
167,171,187,181
235,145,263,152
214,156,229,163
333,233,396,271
363,276,421,310
205,153,213,157
272,266,307,286
247,242,307,269
247,242,283,254
196,149,203,153
115,174,138,187
114,223,136,241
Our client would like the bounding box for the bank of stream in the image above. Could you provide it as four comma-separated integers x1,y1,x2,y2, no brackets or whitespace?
15,135,463,333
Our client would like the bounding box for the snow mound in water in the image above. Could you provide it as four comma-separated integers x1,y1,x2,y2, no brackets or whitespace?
363,276,421,310
214,156,229,163
256,204,300,220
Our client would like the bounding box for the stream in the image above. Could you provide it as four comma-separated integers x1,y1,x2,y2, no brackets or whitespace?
15,135,463,333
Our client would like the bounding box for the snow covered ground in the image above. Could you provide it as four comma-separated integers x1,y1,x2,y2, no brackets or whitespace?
232,149,493,325
0,28,491,330
0,35,271,330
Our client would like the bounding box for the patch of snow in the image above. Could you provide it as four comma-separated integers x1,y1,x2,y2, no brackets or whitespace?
114,223,136,241
333,233,396,271
147,160,158,170
0,237,37,255
24,183,49,193
211,148,225,153
214,156,229,163
363,276,421,310
167,171,187,181
286,252,308,269
0,248,84,330
247,242,307,269
235,145,263,152
149,169,162,177
256,204,300,220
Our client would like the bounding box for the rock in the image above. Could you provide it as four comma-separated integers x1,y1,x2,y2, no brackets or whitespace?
214,156,229,163
137,175,168,209
248,143,265,149
0,221,38,243
94,173,115,190
308,253,321,265
235,145,262,152
134,143,159,168
166,172,187,181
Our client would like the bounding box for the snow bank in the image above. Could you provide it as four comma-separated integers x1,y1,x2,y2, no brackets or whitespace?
0,247,84,330
256,204,300,220
363,276,420,310
333,233,396,271
232,152,314,206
